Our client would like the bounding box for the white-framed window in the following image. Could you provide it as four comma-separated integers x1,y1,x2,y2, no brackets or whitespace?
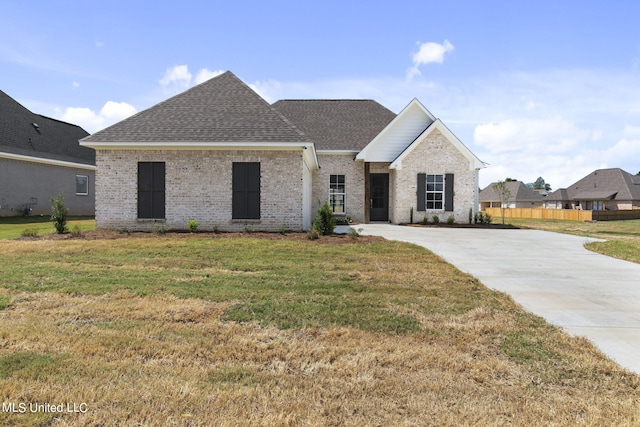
75,175,89,195
329,174,346,214
426,174,444,210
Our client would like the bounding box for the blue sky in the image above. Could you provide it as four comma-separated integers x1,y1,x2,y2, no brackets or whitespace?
2,0,640,188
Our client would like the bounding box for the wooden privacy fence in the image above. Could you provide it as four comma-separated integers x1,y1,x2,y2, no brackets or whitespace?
485,208,592,221
485,208,640,221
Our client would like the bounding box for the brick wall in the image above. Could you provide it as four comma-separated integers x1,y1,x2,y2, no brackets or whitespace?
95,149,304,232
392,129,477,224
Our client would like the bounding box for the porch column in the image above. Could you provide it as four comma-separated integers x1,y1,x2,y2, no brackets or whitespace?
364,162,370,223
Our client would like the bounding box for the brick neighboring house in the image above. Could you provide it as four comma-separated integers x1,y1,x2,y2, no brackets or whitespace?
80,71,484,231
0,90,95,216
479,181,545,210
545,168,640,210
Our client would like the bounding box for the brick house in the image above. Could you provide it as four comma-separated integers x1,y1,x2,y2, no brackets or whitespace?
80,71,484,231
545,168,640,210
1,89,95,217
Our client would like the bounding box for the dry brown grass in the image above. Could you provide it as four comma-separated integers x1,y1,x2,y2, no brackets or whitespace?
1,290,638,426
0,235,639,426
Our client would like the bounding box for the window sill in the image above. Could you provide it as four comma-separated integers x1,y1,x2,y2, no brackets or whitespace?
136,218,167,223
231,219,261,223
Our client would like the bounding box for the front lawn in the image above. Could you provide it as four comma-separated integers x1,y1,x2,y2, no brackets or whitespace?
0,216,95,240
0,235,638,426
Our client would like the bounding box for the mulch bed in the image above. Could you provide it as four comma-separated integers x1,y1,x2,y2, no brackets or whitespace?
17,229,385,244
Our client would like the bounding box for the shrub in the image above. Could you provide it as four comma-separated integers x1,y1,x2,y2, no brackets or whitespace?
312,201,336,235
432,215,440,224
71,225,82,237
334,216,352,225
187,220,199,233
447,215,455,224
50,190,68,234
421,215,428,225
154,223,169,234
307,229,320,240
476,212,492,224
212,224,220,234
410,207,414,224
278,225,287,235
21,228,39,238
347,227,363,239
469,208,473,224
243,223,254,233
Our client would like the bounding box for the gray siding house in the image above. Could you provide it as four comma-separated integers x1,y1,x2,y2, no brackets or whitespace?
0,90,95,216
81,71,484,231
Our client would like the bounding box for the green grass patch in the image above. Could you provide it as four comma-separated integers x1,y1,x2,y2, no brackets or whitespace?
586,239,640,263
0,216,95,239
207,366,266,387
0,237,495,334
0,295,9,310
0,351,61,379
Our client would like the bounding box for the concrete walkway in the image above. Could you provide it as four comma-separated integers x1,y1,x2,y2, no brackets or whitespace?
358,224,640,375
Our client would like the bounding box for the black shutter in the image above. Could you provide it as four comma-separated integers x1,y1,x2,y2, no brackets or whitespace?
153,162,165,219
445,173,454,211
417,173,426,211
138,162,165,219
233,162,260,219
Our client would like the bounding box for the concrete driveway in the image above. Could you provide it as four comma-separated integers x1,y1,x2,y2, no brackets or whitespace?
358,224,640,375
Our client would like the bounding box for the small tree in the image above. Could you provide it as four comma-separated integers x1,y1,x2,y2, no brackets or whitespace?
312,201,336,235
50,190,69,234
492,180,512,225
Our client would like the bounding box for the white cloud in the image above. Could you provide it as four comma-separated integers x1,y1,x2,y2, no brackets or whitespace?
159,65,192,87
407,40,454,79
474,117,590,154
195,68,224,85
72,81,80,89
59,101,137,133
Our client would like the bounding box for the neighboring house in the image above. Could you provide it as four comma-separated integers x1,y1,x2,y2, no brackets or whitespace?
80,71,484,232
0,90,95,216
479,181,545,210
545,168,640,210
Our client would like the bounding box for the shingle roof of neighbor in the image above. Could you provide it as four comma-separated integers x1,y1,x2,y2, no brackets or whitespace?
0,90,93,164
82,71,309,144
547,168,640,201
479,181,545,202
272,100,396,151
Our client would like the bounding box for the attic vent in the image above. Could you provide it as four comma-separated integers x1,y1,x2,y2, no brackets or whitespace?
32,123,40,133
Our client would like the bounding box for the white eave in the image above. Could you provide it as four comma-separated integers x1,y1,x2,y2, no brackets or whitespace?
355,98,436,162
79,140,319,170
0,151,96,171
389,119,485,171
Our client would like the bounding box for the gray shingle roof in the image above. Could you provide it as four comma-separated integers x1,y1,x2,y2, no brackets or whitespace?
0,90,93,164
81,71,309,144
479,181,545,202
548,168,640,201
272,100,396,151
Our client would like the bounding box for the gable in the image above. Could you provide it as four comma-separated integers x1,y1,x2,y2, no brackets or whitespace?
356,98,435,162
389,119,485,171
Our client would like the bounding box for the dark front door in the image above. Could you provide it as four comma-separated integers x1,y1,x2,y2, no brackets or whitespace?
370,173,389,221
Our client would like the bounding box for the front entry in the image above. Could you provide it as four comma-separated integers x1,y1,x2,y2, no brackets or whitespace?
370,173,389,221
